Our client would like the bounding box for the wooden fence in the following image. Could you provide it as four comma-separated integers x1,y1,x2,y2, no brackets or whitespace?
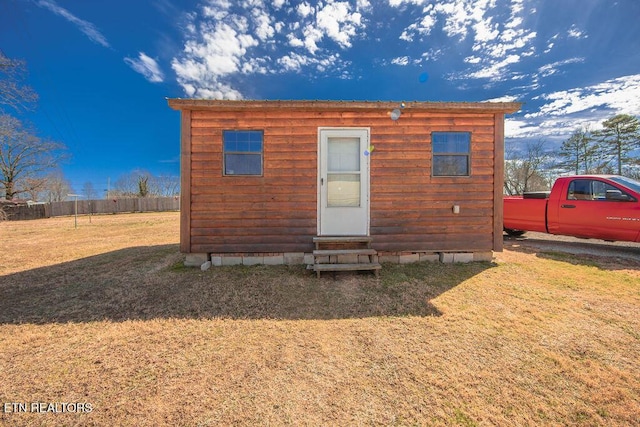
1,197,180,221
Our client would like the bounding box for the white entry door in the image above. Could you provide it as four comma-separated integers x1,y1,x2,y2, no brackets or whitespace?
318,128,370,236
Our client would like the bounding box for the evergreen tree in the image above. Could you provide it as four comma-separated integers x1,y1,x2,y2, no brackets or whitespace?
558,127,596,174
594,114,640,175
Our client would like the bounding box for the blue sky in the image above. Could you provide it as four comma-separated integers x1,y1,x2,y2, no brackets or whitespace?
1,0,639,195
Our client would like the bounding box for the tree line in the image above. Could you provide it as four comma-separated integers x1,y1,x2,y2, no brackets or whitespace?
504,114,640,195
17,170,180,202
109,170,180,199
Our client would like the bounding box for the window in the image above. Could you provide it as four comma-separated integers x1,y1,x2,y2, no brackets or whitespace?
223,130,263,176
432,132,471,177
568,179,636,202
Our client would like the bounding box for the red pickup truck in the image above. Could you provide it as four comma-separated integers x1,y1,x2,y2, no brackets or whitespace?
503,175,640,242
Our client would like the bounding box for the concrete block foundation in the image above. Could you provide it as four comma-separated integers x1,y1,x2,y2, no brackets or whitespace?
399,253,420,264
263,254,284,265
284,252,304,265
186,251,494,268
184,253,208,267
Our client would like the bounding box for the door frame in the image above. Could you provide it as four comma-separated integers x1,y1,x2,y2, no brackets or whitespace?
317,127,371,236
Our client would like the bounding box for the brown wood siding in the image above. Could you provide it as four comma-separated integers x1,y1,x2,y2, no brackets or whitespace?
180,106,512,254
188,109,319,253
367,112,497,252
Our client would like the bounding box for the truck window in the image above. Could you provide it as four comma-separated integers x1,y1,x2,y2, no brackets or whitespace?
568,179,636,202
567,180,592,200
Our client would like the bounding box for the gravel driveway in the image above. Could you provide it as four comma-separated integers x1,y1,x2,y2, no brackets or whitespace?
503,231,640,264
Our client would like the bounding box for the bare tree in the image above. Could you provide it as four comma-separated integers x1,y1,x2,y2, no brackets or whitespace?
82,181,97,200
153,174,180,197
113,169,155,198
504,140,553,195
0,115,67,200
0,52,38,113
43,171,72,202
21,177,47,201
112,171,137,198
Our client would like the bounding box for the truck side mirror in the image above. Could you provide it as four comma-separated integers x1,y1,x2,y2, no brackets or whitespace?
605,189,631,201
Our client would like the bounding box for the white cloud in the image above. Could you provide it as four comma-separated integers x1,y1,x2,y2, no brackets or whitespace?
36,0,110,48
399,8,436,41
466,0,537,81
504,118,536,139
202,0,230,20
421,48,444,61
391,56,410,66
316,2,363,49
172,16,259,99
466,54,520,80
277,52,342,74
388,0,425,6
567,24,587,39
297,2,314,18
124,52,165,83
287,35,305,48
277,53,310,72
396,0,537,84
528,75,640,119
252,8,275,41
436,0,474,39
291,1,366,55
537,57,584,78
301,25,324,54
506,75,640,141
485,95,519,103
472,16,499,43
357,0,372,10
172,0,364,99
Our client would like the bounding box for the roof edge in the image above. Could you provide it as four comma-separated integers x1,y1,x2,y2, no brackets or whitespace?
167,99,522,114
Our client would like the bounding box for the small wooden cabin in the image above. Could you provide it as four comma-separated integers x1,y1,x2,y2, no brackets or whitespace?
168,99,520,271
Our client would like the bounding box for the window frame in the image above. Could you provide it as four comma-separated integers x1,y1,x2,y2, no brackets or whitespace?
431,131,472,177
222,130,264,177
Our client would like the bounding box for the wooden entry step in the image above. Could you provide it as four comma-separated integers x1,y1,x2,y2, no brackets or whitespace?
313,263,382,274
312,236,381,278
313,236,373,251
313,249,377,256
313,236,373,246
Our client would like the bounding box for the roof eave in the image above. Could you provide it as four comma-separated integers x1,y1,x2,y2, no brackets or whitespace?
167,99,522,114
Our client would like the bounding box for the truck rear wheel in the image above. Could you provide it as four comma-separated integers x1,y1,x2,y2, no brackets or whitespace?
504,228,526,237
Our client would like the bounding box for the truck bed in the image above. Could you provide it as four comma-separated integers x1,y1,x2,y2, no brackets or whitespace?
503,196,548,233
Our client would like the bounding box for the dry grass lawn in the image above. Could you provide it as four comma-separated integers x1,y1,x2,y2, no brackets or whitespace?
1,212,639,426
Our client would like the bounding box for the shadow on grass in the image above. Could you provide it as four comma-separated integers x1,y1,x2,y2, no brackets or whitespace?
503,235,640,271
0,244,496,324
